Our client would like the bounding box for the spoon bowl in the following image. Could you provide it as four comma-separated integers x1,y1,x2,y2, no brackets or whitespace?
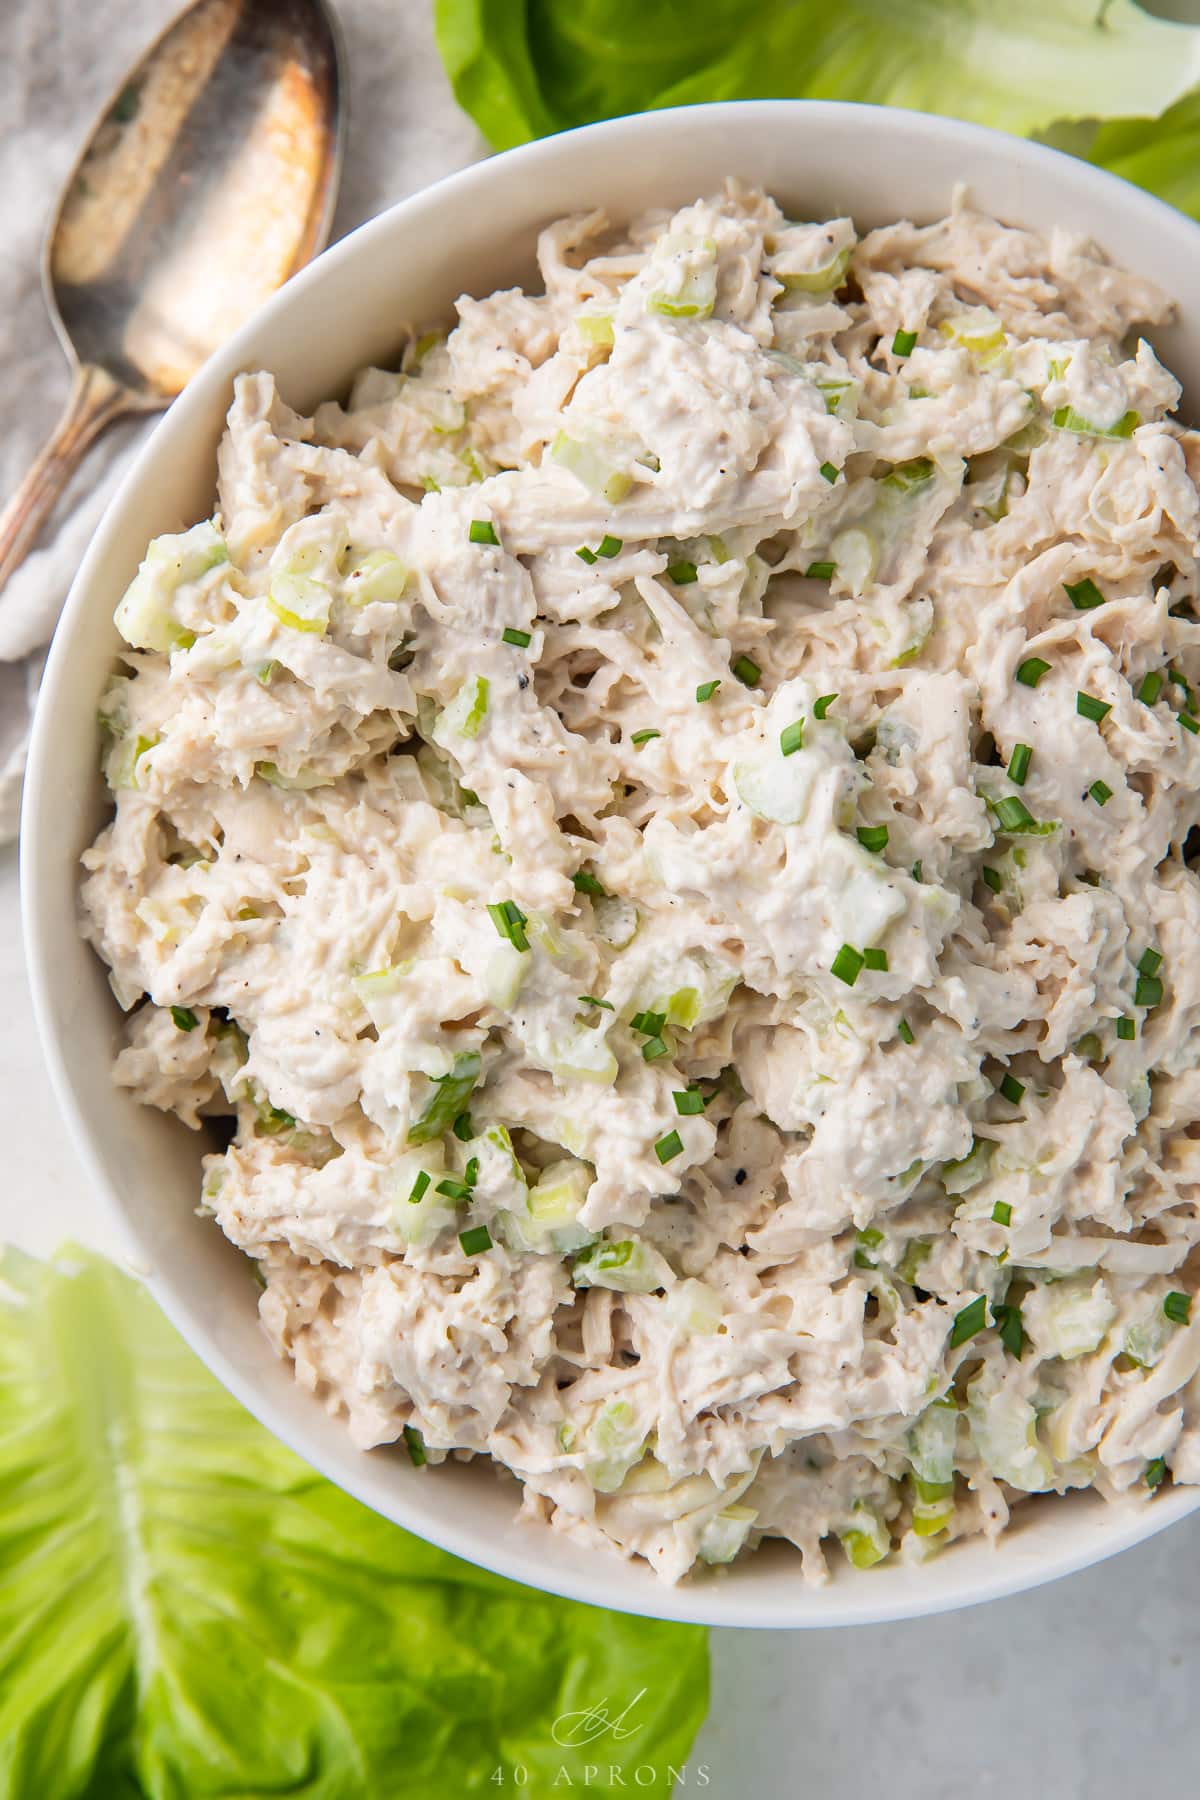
0,0,344,591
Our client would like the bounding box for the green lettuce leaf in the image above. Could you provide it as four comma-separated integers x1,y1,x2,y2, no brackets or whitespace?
435,0,1200,153
1083,88,1200,222
0,1246,708,1798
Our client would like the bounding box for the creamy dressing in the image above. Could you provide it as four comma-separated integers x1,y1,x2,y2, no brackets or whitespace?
82,186,1200,1584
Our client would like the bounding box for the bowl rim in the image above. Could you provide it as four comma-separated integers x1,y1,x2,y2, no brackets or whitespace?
22,96,1200,1629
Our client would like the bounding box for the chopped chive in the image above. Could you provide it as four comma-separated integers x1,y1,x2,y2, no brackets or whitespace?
982,865,1002,893
813,693,837,718
993,1301,1025,1359
1146,1456,1167,1490
596,534,622,558
501,626,532,647
856,824,889,853
436,1177,473,1202
1007,743,1032,785
1164,1291,1192,1326
1135,972,1163,1008
463,1156,480,1186
571,869,608,897
673,1088,706,1115
911,861,923,882
655,1129,684,1164
1016,657,1051,688
732,655,761,687
892,328,918,357
630,1010,666,1037
1116,1015,1135,1040
1138,948,1163,977
780,719,805,757
949,1294,988,1349
578,994,614,1010
666,559,698,585
863,947,889,971
642,1036,670,1062
805,560,836,580
831,944,864,987
897,1018,915,1045
819,461,839,484
403,1425,427,1467
1076,692,1111,723
169,1005,199,1032
630,728,661,746
1088,779,1113,806
408,1170,431,1204
1136,670,1163,704
696,679,721,702
469,519,499,546
452,1111,474,1142
1181,712,1200,735
991,795,1036,833
1064,577,1105,611
487,899,529,952
576,544,598,564
997,1072,1025,1105
992,1201,1012,1226
459,1225,493,1255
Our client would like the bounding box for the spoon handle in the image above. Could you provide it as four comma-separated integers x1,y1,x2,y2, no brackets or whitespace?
0,363,137,596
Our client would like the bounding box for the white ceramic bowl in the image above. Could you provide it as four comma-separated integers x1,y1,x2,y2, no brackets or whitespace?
23,101,1200,1627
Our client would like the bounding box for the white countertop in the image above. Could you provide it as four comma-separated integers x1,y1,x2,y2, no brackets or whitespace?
4,4,1200,1794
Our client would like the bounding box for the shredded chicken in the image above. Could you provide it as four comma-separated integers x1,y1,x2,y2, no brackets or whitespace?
81,185,1200,1584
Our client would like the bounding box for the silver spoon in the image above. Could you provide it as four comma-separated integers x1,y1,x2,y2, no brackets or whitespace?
0,0,345,593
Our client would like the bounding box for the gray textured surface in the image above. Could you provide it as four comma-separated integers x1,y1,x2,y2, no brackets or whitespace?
3,4,1200,1794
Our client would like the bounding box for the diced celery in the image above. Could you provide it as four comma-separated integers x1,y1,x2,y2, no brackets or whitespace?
575,312,615,348
267,571,330,635
664,1278,723,1335
939,308,1006,362
838,1502,890,1569
572,1236,668,1294
114,520,228,652
351,961,414,1007
390,1147,457,1247
1124,1299,1177,1370
966,1380,1054,1492
941,1136,993,1196
549,1028,619,1086
909,1397,958,1487
581,1398,647,1494
646,233,718,319
1032,1277,1116,1360
734,753,815,826
698,1504,757,1565
593,895,639,948
255,762,333,791
1052,406,1140,440
107,731,159,790
910,1478,954,1537
436,675,490,741
342,549,409,606
648,954,738,1030
778,243,852,294
889,597,934,668
484,941,528,1011
549,431,634,504
829,528,878,597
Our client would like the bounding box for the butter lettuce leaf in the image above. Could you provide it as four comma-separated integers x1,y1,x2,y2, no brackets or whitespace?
0,1246,708,1798
434,0,1200,219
